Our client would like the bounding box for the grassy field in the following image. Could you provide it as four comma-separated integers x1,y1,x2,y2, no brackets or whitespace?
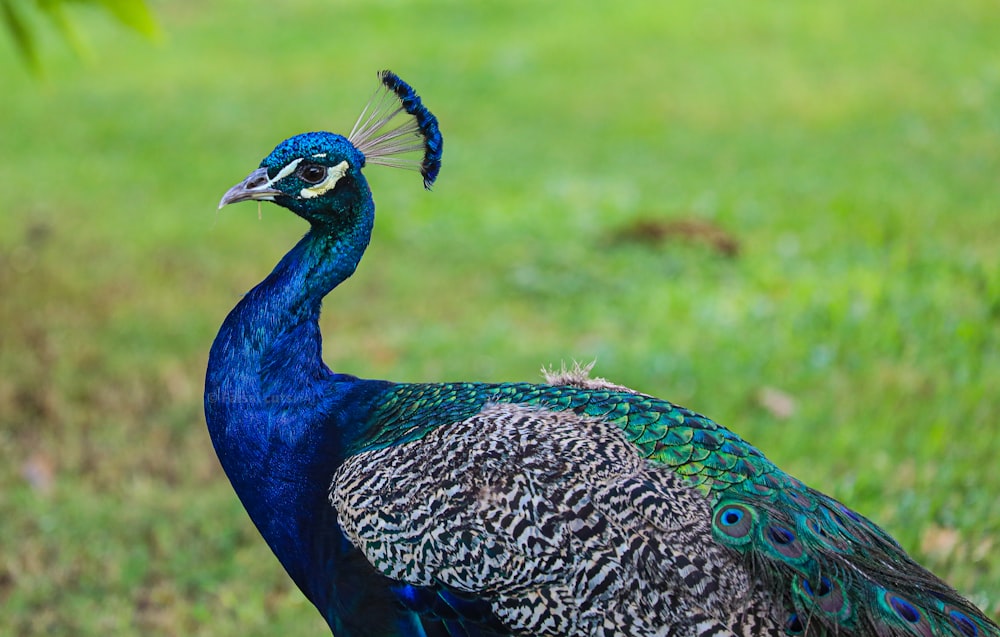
1,1,998,634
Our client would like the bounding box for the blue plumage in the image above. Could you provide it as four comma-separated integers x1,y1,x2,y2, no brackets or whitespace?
206,71,998,636
347,70,442,189
376,70,442,188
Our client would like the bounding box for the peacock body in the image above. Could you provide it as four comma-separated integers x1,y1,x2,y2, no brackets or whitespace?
205,71,998,637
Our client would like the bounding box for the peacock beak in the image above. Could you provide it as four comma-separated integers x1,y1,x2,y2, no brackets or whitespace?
218,168,283,209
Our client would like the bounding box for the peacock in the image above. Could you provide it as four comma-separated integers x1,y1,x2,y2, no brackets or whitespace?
205,70,998,637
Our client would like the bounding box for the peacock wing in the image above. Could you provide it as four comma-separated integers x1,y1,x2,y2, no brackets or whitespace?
333,396,784,636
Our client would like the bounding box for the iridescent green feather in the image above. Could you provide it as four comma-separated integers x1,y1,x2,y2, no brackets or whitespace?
353,381,999,637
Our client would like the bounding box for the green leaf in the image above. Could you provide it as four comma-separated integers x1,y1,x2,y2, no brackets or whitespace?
37,0,93,60
94,0,160,39
1,0,160,74
0,0,40,71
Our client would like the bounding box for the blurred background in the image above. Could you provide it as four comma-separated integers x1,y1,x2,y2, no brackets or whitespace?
1,0,998,634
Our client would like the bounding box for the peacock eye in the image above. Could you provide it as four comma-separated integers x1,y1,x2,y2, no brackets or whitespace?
297,163,328,185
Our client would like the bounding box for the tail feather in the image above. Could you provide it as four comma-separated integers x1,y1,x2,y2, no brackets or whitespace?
712,481,998,637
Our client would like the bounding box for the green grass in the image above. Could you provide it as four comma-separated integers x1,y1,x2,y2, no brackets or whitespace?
1,0,999,634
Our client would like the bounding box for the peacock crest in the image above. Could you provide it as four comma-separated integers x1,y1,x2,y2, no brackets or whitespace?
348,70,442,188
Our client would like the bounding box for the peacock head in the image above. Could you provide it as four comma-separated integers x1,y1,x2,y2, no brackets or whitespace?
219,71,442,226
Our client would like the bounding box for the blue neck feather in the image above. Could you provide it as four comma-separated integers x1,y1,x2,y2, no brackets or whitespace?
204,194,391,610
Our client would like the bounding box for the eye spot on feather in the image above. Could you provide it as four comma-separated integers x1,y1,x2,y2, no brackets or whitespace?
888,594,919,622
948,609,980,637
784,612,804,635
721,508,743,527
801,576,831,597
795,575,847,618
768,526,794,545
805,517,827,537
764,524,806,561
712,502,754,545
882,591,933,636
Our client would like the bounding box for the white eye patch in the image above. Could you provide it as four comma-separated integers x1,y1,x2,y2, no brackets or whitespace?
271,157,304,183
299,160,350,199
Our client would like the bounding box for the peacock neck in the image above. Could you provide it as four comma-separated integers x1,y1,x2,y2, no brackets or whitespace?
204,201,377,597
208,216,371,397
256,215,373,326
